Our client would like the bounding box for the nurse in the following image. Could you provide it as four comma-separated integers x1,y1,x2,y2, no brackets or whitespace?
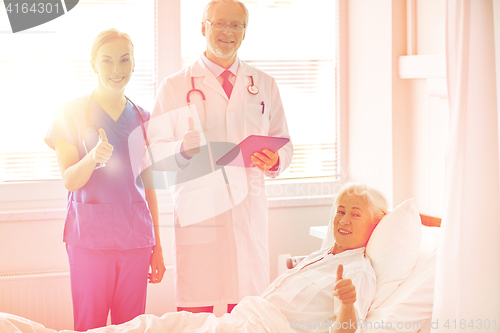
44,29,166,331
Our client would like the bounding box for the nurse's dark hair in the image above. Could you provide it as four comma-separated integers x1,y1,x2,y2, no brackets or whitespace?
90,28,134,66
332,183,389,223
202,0,249,26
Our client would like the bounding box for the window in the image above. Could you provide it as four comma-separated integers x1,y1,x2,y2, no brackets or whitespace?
0,0,343,201
181,0,338,180
0,0,155,182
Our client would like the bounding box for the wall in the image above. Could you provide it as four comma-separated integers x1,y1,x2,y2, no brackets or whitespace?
391,0,413,206
346,0,413,208
346,0,448,216
411,0,448,217
346,0,393,204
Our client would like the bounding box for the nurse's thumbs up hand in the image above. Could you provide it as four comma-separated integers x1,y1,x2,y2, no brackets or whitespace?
99,128,108,143
90,128,114,164
182,116,201,158
333,264,356,306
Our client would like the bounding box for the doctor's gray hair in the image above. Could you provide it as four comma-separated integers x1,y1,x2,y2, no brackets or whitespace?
90,28,134,67
333,183,388,223
202,0,249,26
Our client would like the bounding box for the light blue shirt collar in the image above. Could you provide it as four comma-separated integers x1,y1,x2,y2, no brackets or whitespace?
201,52,239,78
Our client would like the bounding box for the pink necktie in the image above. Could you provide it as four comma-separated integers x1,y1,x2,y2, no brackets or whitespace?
220,70,233,99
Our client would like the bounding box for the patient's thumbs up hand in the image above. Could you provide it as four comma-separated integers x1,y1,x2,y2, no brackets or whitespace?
336,263,344,282
183,116,201,158
333,264,356,306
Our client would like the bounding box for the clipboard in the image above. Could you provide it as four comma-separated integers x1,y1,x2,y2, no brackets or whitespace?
216,135,290,167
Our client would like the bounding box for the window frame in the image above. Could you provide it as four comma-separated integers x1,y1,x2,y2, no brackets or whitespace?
0,0,347,222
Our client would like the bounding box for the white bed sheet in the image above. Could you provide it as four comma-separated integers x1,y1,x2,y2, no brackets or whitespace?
0,296,296,333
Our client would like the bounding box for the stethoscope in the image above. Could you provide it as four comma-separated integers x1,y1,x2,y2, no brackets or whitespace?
83,91,152,169
186,75,259,131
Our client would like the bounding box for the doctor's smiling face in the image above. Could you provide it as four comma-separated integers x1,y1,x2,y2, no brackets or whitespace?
332,194,380,255
202,1,247,67
91,38,135,94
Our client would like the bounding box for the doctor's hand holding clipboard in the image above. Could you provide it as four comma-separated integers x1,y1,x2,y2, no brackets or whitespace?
250,149,279,172
181,116,286,173
215,135,289,172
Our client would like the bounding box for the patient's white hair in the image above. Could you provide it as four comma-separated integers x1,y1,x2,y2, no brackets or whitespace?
334,183,388,221
321,183,389,249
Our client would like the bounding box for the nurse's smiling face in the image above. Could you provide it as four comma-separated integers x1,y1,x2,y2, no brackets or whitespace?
92,38,134,94
332,194,379,255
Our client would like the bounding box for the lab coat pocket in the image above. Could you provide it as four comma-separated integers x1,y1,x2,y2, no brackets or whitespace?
65,201,114,249
131,202,155,247
174,187,216,245
244,103,270,136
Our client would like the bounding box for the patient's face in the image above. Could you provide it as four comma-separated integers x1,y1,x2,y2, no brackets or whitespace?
332,194,377,254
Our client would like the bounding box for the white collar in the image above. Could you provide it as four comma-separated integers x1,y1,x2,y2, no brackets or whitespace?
201,52,239,78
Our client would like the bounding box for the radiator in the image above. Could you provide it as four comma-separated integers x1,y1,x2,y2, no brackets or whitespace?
0,267,177,331
0,270,73,330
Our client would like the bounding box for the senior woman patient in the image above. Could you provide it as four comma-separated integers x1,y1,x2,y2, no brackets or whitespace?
0,183,387,333
262,182,387,333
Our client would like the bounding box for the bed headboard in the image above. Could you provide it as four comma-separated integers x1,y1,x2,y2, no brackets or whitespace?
420,214,441,227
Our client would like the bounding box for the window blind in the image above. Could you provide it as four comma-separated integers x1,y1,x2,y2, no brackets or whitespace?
245,59,338,180
0,0,155,182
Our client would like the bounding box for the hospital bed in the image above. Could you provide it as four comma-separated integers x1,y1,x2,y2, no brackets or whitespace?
0,199,441,333
288,199,441,333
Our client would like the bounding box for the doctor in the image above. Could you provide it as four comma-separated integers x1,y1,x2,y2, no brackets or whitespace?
148,0,293,314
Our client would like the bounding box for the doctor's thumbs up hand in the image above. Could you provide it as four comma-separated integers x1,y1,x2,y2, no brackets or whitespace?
182,116,201,158
90,128,114,164
333,264,356,306
251,149,279,172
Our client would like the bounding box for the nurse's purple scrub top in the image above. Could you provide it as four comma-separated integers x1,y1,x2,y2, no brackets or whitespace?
45,95,155,250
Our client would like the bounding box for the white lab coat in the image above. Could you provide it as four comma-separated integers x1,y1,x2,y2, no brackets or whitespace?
148,57,293,307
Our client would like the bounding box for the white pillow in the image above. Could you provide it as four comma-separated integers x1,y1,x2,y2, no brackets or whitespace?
362,226,441,333
365,199,422,309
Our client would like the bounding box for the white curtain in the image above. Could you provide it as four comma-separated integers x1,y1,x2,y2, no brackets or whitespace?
432,0,500,330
